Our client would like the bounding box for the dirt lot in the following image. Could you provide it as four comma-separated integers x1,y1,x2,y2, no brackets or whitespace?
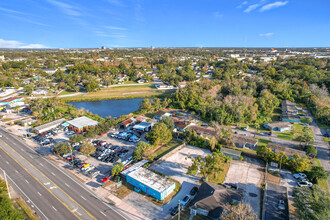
223,159,265,218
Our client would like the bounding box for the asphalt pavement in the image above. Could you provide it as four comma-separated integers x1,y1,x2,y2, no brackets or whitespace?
0,127,128,220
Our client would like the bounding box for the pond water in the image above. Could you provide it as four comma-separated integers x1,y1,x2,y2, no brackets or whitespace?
68,98,145,118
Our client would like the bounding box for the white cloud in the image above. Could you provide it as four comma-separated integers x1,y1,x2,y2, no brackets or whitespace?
0,7,27,15
0,38,47,48
237,1,249,9
103,26,127,31
214,12,223,18
46,0,81,16
259,32,274,37
260,1,288,12
244,4,260,13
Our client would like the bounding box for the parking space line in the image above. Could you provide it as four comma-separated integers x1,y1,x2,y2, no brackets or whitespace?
100,211,106,216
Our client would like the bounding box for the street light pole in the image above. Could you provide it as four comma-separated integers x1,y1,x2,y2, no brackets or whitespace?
178,200,181,220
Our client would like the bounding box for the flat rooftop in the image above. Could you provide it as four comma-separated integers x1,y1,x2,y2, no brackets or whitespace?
262,183,289,220
127,167,175,193
34,118,66,133
67,116,98,129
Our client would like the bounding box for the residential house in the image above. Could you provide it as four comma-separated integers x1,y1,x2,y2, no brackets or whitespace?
41,68,57,74
267,143,306,157
118,117,137,129
190,181,242,219
232,134,258,149
186,125,216,138
172,117,187,131
280,113,300,123
220,147,242,160
32,89,49,95
154,110,172,120
264,121,292,132
178,81,187,88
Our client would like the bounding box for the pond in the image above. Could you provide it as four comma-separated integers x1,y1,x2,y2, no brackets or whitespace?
68,98,145,118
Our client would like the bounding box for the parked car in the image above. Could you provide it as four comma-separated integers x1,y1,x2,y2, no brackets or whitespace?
190,187,198,196
102,176,111,182
293,173,307,179
297,181,313,187
243,126,249,131
278,200,285,210
180,195,191,207
170,205,180,216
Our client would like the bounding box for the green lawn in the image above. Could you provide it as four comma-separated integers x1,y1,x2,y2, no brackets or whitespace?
59,90,77,95
256,137,272,147
275,124,306,142
152,140,183,159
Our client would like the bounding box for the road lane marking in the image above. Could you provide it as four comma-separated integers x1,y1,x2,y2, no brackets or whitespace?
51,172,56,176
100,211,106,216
0,143,84,220
0,131,112,220
0,168,49,220
29,155,33,158
15,170,19,173
37,192,42,196
6,161,9,164
50,186,57,190
39,163,44,167
25,179,29,184
65,183,70,187
80,196,86,201
44,182,50,185
52,206,57,211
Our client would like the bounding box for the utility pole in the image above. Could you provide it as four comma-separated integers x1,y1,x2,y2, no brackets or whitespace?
178,200,181,220
3,170,11,199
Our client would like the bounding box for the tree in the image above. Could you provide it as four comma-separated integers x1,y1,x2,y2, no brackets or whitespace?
79,140,95,155
111,163,124,176
0,180,24,219
53,142,72,154
300,126,315,145
293,185,330,220
221,202,258,220
161,116,174,131
307,117,313,124
133,141,152,160
308,166,328,182
306,145,317,157
187,150,231,180
146,123,172,145
209,136,217,151
69,134,84,144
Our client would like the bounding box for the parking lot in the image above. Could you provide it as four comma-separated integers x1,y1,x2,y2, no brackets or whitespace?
223,159,265,218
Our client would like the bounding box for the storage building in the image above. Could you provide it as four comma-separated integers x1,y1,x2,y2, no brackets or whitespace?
67,116,99,133
125,167,175,201
34,118,66,134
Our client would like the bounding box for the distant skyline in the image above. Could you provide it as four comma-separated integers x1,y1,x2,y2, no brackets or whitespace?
0,0,329,48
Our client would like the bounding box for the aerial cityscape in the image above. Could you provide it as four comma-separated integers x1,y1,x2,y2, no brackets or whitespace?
0,1,329,220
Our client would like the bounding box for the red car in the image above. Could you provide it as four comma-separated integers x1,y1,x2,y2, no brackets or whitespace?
101,176,110,183
78,163,86,169
67,156,75,161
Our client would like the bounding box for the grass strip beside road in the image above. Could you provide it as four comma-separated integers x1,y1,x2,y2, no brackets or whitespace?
16,197,40,220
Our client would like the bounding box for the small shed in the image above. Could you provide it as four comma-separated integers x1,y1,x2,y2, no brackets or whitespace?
220,147,242,160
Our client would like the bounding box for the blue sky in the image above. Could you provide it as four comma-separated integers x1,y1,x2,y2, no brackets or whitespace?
0,0,329,48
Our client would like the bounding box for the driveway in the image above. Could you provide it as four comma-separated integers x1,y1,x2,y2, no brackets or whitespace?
224,159,264,218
